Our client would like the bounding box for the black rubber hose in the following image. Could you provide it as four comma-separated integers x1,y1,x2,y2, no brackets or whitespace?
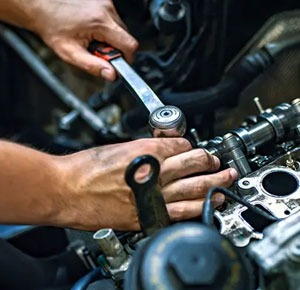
160,49,273,111
161,36,300,110
202,186,278,227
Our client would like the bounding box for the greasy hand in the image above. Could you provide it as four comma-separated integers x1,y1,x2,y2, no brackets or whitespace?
54,139,238,231
29,0,138,80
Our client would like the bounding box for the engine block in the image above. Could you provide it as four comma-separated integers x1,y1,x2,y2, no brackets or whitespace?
202,98,300,246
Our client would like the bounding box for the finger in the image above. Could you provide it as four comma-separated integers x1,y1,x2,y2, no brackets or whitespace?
160,149,220,185
162,168,238,203
55,40,117,81
140,138,192,162
95,24,139,63
167,194,225,221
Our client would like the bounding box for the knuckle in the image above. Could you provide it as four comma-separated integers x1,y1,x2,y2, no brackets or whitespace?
95,10,106,21
198,150,210,166
174,189,186,201
136,139,157,153
81,61,94,72
180,139,192,151
103,1,114,11
128,38,139,52
172,138,191,152
194,180,206,194
198,150,219,171
219,171,232,185
82,62,100,76
197,148,206,157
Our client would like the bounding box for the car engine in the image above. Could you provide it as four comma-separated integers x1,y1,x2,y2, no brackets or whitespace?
1,1,300,290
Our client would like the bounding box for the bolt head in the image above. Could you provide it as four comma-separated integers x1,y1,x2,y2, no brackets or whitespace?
242,180,250,186
168,243,221,286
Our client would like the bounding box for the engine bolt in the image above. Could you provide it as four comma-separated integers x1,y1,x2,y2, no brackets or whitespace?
242,180,250,186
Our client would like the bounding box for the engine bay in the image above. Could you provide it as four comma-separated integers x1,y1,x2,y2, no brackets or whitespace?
1,1,300,289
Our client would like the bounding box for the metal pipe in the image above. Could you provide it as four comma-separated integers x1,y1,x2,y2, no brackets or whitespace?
93,229,128,269
0,24,107,133
248,120,275,148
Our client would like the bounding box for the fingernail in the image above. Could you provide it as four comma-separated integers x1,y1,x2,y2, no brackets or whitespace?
230,168,238,180
212,194,225,207
101,68,111,79
212,155,221,169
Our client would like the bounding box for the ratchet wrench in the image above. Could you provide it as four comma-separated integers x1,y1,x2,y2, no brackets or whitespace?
88,41,186,137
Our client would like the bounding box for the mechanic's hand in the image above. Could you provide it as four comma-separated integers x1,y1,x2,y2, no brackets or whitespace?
54,139,237,231
29,0,138,81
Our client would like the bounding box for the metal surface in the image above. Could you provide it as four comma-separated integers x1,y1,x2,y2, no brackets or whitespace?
215,156,300,247
110,57,186,137
125,223,252,290
111,57,164,114
254,97,265,113
93,229,131,280
222,133,252,177
204,99,300,177
249,211,300,290
125,155,170,236
247,120,275,148
149,105,186,137
258,112,285,141
249,211,300,272
204,98,300,247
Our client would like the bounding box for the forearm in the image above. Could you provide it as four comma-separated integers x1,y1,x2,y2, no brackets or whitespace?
0,141,66,225
0,0,38,30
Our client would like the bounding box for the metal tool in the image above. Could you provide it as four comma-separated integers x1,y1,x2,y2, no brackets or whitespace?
125,155,170,236
88,41,186,137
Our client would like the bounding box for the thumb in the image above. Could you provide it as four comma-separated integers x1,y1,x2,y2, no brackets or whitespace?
54,40,117,81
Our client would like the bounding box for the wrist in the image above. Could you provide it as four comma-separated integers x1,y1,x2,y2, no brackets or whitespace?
28,155,67,226
45,154,83,229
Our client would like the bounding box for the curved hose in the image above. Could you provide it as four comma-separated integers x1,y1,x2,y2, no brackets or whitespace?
202,186,278,227
161,35,300,110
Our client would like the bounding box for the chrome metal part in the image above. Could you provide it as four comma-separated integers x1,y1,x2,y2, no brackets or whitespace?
232,127,256,155
222,133,252,177
202,99,300,177
111,57,186,137
258,111,285,141
247,120,275,148
286,152,299,170
59,110,80,130
111,57,164,114
149,105,186,137
74,244,97,270
93,229,131,280
190,128,202,147
254,97,265,114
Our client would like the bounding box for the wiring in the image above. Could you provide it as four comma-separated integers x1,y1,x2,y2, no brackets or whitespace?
202,186,278,227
